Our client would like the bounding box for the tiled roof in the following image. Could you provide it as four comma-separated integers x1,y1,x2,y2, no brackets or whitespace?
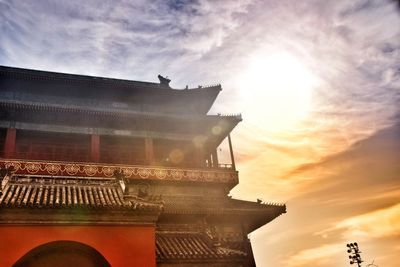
0,65,222,115
162,195,286,215
156,232,246,261
161,196,286,233
0,177,162,211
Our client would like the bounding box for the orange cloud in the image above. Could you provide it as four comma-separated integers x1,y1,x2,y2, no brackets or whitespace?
284,244,344,267
335,203,400,239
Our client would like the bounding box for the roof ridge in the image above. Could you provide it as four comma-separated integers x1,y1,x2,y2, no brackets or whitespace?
0,65,224,93
0,65,161,87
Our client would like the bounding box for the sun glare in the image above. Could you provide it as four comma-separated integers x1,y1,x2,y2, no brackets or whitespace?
238,52,318,130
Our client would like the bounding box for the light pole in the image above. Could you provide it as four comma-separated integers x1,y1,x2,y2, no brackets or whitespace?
346,242,363,267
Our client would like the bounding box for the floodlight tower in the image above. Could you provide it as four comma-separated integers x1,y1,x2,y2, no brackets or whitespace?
346,242,363,267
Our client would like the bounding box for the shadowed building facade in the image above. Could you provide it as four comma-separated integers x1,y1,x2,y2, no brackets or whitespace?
0,66,285,267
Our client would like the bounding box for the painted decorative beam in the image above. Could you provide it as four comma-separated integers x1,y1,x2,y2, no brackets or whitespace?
0,159,238,185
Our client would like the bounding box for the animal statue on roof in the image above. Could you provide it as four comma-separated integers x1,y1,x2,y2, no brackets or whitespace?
158,74,171,87
114,168,127,194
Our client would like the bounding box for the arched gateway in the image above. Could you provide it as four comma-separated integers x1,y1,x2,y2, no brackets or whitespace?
13,241,110,267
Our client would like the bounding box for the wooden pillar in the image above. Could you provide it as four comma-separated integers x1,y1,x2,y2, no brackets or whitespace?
207,154,212,168
4,128,16,158
91,134,100,162
228,134,236,170
211,149,219,167
145,137,155,165
195,147,205,167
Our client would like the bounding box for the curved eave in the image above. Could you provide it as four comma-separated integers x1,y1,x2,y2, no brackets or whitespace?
226,199,286,232
245,205,286,233
0,65,222,115
0,100,241,142
0,99,226,121
161,197,286,231
206,115,242,147
181,85,222,114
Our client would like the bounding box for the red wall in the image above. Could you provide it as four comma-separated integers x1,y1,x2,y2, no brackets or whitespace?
0,225,156,267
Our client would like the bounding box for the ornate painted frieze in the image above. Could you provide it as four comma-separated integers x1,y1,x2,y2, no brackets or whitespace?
0,159,238,184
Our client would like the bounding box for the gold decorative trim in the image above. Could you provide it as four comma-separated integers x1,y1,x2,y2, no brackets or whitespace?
83,165,97,176
45,163,61,175
171,170,183,180
65,164,80,175
26,162,41,174
101,166,116,177
154,169,167,179
0,159,238,184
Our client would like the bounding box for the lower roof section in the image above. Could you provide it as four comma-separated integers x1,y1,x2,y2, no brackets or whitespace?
0,176,161,212
156,231,247,263
0,175,163,224
161,195,286,233
0,173,285,232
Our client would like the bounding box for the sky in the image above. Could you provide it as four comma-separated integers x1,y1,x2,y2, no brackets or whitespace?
1,0,399,266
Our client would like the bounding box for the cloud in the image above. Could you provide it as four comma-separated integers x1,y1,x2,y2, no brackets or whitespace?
295,204,400,266
284,244,344,267
249,121,399,266
335,203,400,239
0,0,253,85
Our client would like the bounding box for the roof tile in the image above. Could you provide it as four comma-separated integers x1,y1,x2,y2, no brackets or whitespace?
156,232,246,261
0,177,162,212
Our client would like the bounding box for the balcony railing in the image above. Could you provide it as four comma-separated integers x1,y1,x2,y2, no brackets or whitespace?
217,163,233,169
0,159,238,184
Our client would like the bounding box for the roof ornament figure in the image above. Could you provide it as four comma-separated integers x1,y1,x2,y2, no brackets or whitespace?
0,166,14,178
158,74,171,87
0,166,14,193
114,168,127,194
138,183,149,199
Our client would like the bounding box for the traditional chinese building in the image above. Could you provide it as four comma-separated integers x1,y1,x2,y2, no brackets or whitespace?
0,65,285,267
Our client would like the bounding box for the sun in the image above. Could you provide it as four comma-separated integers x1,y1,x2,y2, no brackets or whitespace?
237,52,319,130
